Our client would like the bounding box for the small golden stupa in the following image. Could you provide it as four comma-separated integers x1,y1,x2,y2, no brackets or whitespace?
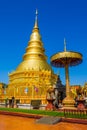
6,10,56,104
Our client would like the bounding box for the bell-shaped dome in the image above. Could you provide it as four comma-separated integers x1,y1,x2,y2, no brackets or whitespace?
16,60,52,71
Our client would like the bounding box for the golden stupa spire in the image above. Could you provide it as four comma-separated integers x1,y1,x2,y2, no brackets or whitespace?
64,38,66,51
15,9,52,71
34,9,38,29
30,9,41,42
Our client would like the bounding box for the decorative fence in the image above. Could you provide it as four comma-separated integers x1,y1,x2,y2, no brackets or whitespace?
64,109,87,119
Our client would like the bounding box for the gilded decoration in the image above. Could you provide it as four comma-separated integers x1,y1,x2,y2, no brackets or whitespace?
5,10,56,104
50,38,83,107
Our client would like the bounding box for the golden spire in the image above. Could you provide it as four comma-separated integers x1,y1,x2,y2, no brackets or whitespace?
30,9,41,42
34,9,38,29
15,9,52,72
64,38,66,51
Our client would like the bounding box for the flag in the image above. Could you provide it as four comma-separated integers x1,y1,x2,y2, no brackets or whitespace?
2,89,4,94
3,89,6,95
34,86,38,93
24,87,29,94
4,90,6,95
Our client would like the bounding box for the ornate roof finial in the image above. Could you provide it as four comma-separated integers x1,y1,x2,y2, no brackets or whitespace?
36,9,38,16
64,38,66,51
34,9,38,28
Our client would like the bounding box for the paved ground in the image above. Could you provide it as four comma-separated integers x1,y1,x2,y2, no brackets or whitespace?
36,116,61,124
0,115,87,130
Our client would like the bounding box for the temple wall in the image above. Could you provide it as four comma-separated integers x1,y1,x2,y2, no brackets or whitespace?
6,70,57,104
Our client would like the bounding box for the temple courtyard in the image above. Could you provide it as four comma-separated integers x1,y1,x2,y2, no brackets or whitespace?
0,114,87,130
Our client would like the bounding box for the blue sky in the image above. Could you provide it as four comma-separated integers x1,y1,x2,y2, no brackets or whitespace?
0,0,87,86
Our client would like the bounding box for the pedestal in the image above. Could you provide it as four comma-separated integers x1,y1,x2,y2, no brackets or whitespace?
77,100,85,110
62,96,75,108
45,99,55,110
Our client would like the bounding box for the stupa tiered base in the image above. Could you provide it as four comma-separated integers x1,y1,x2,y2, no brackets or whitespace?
62,96,75,108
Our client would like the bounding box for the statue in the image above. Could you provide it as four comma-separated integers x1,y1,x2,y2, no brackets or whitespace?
46,87,56,110
53,89,59,108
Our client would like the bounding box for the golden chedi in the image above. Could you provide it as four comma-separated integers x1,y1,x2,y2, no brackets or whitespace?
7,10,56,104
